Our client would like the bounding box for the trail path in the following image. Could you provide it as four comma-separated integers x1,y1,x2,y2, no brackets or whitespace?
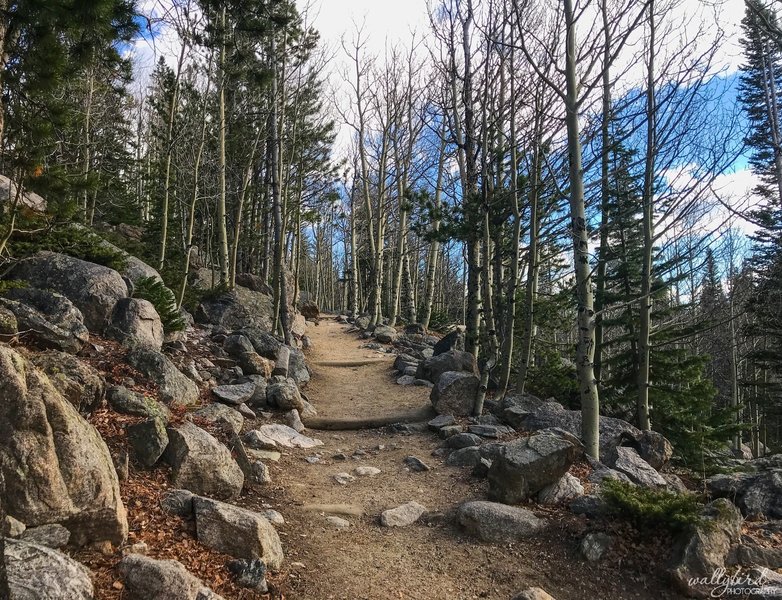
259,319,681,600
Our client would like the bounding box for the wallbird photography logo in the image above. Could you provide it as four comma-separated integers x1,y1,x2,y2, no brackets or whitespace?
688,568,782,597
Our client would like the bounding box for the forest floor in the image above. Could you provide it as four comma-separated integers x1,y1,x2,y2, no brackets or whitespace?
256,318,687,600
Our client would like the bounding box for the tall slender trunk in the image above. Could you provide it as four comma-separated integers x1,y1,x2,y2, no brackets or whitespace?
349,171,359,318
270,30,291,344
594,0,612,385
229,126,263,287
637,0,656,432
177,57,213,308
564,0,600,459
82,65,95,223
216,6,230,286
420,132,446,330
158,39,188,270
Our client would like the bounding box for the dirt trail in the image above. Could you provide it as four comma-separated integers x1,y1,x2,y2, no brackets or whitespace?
258,319,683,600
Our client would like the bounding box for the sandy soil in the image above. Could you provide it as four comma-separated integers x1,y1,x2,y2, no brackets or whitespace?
251,319,686,600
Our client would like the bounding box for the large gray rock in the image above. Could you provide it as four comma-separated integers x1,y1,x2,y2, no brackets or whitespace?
192,269,273,331
430,371,479,416
611,446,667,488
31,351,105,413
488,431,580,503
237,327,281,360
235,273,272,294
537,472,584,505
416,350,478,384
106,385,170,421
287,346,311,386
127,347,199,406
380,502,427,527
458,501,545,542
213,382,256,406
5,538,94,599
374,325,398,343
707,464,782,519
193,496,283,569
194,403,244,435
127,418,169,467
163,421,244,500
9,251,128,332
118,553,225,600
433,327,465,356
500,396,649,462
0,174,47,212
0,288,89,353
0,345,128,546
107,297,164,350
266,378,304,411
670,498,743,596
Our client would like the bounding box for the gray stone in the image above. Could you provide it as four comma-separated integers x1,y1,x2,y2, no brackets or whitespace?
487,431,579,504
326,516,350,528
397,375,416,386
237,327,281,360
380,501,427,527
467,424,514,438
446,446,482,467
19,523,70,548
570,495,607,518
447,432,483,449
417,350,478,385
194,403,244,435
430,371,480,416
707,465,782,519
471,457,492,478
127,418,169,467
118,553,225,600
333,472,356,485
428,414,456,430
127,348,199,406
670,499,743,596
404,456,431,472
259,510,285,525
0,346,128,546
107,385,170,421
458,501,545,542
4,515,25,537
252,424,322,449
160,489,195,518
538,473,585,505
285,409,305,432
580,532,613,561
432,328,465,355
354,466,381,477
229,434,271,486
0,290,89,353
212,382,256,406
287,346,311,386
439,425,464,438
31,351,105,413
266,378,304,411
193,496,284,569
611,447,668,488
243,430,279,450
374,324,398,343
223,334,255,358
9,251,128,332
163,421,244,500
108,297,164,350
226,558,267,591
5,538,94,599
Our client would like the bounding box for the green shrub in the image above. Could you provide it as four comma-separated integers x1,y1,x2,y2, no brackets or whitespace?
602,479,704,533
9,224,128,272
132,276,186,333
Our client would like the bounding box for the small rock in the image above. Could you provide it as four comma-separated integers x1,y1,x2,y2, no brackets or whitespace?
305,455,321,464
404,456,431,472
380,501,427,527
326,516,350,529
195,403,244,435
538,473,585,505
160,489,195,518
580,532,613,562
212,382,256,406
259,510,285,526
512,588,557,600
285,409,305,432
4,515,25,537
354,466,381,477
333,472,356,485
467,424,513,438
439,425,464,438
333,452,348,460
127,417,169,468
237,403,256,419
570,494,607,518
396,375,416,386
447,432,483,449
428,414,456,430
20,523,71,548
243,430,279,451
472,457,492,478
458,501,545,542
226,558,267,592
446,446,482,467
